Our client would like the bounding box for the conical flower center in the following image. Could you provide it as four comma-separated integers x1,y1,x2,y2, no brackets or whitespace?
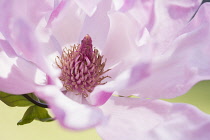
56,35,110,97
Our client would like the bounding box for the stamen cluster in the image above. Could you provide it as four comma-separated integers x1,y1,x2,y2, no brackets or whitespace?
56,35,110,97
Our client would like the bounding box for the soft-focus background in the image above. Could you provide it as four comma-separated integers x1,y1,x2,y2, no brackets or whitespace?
1,80,210,140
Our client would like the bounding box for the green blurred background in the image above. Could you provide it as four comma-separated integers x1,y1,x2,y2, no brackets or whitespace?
0,81,209,140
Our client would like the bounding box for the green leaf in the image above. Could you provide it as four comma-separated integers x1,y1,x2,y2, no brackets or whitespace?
27,93,47,104
17,105,54,125
0,91,33,107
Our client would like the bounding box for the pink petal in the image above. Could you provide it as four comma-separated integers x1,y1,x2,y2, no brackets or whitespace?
0,47,39,94
79,0,111,50
50,0,86,46
127,63,151,86
73,0,101,16
0,39,16,57
97,96,210,140
86,85,113,106
148,0,202,55
0,0,53,38
7,20,61,81
181,2,210,34
114,0,154,31
0,0,61,80
119,20,210,98
35,85,104,130
102,12,142,79
47,0,67,27
65,91,83,104
113,0,136,11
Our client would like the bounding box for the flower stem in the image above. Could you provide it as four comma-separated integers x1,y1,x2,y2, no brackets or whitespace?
23,94,48,108
189,0,207,21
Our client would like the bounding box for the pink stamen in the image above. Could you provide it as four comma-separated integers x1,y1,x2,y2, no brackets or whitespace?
56,35,111,97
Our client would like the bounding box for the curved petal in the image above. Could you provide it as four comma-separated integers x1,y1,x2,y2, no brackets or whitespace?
119,20,210,98
0,49,40,94
35,85,104,130
6,19,61,81
47,0,67,27
0,0,61,80
113,0,136,11
0,39,16,57
113,0,201,53
97,96,210,140
148,0,202,55
73,0,101,16
102,12,142,79
0,0,53,38
182,3,210,34
50,0,86,46
114,0,154,31
86,85,113,106
79,0,111,50
65,91,83,104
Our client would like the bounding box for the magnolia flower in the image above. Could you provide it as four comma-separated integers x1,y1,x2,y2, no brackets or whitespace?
0,0,210,140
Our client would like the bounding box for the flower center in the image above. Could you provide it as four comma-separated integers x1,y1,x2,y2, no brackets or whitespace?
56,35,110,97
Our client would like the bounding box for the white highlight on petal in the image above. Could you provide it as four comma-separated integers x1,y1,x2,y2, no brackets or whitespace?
0,32,5,40
136,28,150,47
63,104,102,129
35,18,50,43
34,69,47,85
113,0,124,10
107,68,131,92
0,52,17,78
73,0,100,16
35,86,104,130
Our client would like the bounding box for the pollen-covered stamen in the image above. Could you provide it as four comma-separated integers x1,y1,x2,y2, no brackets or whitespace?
56,35,111,98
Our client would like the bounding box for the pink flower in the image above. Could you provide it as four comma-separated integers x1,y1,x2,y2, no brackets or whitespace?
114,0,210,99
0,0,210,139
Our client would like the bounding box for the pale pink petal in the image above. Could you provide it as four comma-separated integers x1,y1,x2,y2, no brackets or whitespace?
0,0,61,81
126,63,151,86
148,0,202,55
181,3,210,34
0,48,39,94
97,96,210,140
114,0,154,32
0,0,53,38
47,0,67,27
129,0,154,30
66,91,83,104
50,0,86,46
79,0,111,50
101,12,153,95
35,86,104,130
10,20,40,61
6,19,61,81
102,12,142,79
0,0,11,38
116,4,210,98
0,39,16,57
73,0,101,16
113,0,136,11
24,0,53,25
112,0,125,11
86,85,113,106
119,20,210,98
